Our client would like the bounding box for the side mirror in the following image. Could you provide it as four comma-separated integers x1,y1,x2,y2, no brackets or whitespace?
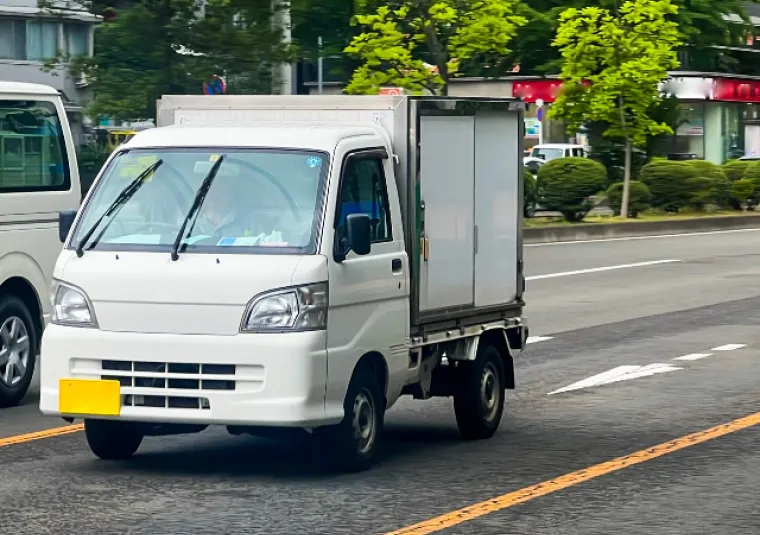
59,210,77,243
346,213,371,256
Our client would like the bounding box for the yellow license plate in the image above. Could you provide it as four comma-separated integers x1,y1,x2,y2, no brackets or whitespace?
58,378,122,416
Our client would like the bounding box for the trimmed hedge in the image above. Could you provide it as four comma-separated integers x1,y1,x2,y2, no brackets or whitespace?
523,168,538,217
639,160,696,212
685,160,732,210
723,159,751,181
606,180,652,217
537,157,607,222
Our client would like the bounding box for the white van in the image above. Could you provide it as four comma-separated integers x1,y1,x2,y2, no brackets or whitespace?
0,82,80,407
40,95,527,471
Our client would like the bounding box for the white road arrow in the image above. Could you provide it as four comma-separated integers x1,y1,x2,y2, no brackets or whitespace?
548,363,682,395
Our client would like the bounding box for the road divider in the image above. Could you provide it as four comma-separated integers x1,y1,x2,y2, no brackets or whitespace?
383,411,760,535
526,259,680,281
524,214,760,245
0,423,83,447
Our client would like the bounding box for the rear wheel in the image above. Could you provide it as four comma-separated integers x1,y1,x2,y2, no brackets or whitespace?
315,366,384,473
0,296,38,408
453,341,506,440
84,419,144,460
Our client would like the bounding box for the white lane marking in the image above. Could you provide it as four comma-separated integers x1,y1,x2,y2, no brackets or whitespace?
525,227,760,247
673,353,712,361
526,259,681,281
710,343,747,351
526,336,554,344
548,363,681,395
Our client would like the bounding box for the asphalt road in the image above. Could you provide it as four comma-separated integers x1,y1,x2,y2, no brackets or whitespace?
1,228,759,534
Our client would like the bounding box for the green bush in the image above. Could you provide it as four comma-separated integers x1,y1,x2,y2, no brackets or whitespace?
605,181,652,217
588,141,648,186
523,168,538,217
731,178,758,210
639,160,697,212
537,157,608,222
722,159,751,181
743,161,760,181
685,160,732,210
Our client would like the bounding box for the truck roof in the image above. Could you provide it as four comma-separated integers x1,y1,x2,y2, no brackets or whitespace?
0,81,60,96
123,121,386,152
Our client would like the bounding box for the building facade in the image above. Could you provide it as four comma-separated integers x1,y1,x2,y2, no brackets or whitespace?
0,0,98,144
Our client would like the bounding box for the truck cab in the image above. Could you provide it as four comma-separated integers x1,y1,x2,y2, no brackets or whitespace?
41,96,527,471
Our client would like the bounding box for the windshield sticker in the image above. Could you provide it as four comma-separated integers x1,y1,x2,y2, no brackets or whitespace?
306,156,322,168
209,154,221,162
119,155,158,181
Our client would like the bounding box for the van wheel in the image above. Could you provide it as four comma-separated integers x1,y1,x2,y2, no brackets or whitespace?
453,341,505,440
315,366,384,473
85,419,144,460
0,296,38,408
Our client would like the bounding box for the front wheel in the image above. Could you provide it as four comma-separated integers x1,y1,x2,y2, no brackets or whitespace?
315,366,384,473
84,419,144,460
453,341,506,440
0,296,38,408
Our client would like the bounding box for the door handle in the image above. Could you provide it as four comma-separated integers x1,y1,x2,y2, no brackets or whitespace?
392,258,403,273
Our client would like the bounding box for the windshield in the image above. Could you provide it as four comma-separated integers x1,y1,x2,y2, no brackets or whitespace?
71,148,328,254
531,147,565,161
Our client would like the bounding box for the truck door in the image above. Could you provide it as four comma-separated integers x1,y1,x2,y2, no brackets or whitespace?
325,146,408,410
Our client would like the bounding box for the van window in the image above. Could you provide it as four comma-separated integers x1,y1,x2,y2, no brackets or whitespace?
0,99,70,192
531,147,564,162
336,156,392,244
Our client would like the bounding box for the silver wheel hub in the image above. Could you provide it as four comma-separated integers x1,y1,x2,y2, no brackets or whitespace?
352,389,376,455
480,362,500,421
0,317,30,387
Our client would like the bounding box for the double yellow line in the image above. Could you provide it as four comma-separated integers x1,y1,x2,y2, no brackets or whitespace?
2,412,759,535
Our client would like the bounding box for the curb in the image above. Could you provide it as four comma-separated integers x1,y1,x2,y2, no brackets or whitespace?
524,214,760,244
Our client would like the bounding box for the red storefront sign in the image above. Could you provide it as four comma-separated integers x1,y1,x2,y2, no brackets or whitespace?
712,79,760,103
512,80,563,103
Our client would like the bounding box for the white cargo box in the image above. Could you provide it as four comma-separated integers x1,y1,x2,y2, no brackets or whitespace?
156,95,526,333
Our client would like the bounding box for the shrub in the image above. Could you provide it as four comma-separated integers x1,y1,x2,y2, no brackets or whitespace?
685,160,732,210
77,144,112,196
588,141,648,186
537,157,608,222
743,160,760,181
722,159,751,181
731,178,758,210
523,168,538,217
605,181,652,217
639,160,697,212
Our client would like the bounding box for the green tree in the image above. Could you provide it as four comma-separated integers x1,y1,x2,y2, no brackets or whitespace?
343,0,527,95
549,0,682,219
504,0,759,77
41,0,290,121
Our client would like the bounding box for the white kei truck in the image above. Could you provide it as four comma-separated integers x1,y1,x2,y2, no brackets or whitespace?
40,95,528,472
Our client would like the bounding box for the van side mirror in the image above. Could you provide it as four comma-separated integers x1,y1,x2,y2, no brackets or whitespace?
59,210,77,243
346,213,371,256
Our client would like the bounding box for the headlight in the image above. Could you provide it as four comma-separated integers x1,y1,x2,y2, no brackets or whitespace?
51,280,97,327
241,283,328,333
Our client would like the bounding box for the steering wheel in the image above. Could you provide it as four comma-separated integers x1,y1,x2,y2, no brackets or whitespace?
223,157,302,223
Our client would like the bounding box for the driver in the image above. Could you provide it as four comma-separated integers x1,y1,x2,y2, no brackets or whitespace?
192,173,257,238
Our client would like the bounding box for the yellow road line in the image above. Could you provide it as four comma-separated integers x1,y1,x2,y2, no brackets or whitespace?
0,423,83,447
385,411,760,535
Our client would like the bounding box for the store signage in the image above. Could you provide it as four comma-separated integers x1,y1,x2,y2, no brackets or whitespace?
713,79,760,103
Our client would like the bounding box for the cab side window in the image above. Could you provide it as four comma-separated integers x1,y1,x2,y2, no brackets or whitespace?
336,155,393,245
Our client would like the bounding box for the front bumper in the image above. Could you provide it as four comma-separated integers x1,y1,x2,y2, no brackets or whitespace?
39,325,338,427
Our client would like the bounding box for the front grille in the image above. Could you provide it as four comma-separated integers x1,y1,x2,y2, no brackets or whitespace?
124,394,211,410
101,360,237,391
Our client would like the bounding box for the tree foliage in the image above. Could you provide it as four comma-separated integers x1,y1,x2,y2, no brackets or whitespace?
505,0,760,76
549,0,682,218
42,0,290,121
343,0,526,95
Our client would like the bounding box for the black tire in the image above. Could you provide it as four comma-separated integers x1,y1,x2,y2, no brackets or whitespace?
0,295,39,409
315,366,384,473
453,341,506,440
84,419,144,460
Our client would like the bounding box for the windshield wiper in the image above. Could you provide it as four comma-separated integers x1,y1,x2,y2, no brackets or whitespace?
75,159,164,257
170,154,226,261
